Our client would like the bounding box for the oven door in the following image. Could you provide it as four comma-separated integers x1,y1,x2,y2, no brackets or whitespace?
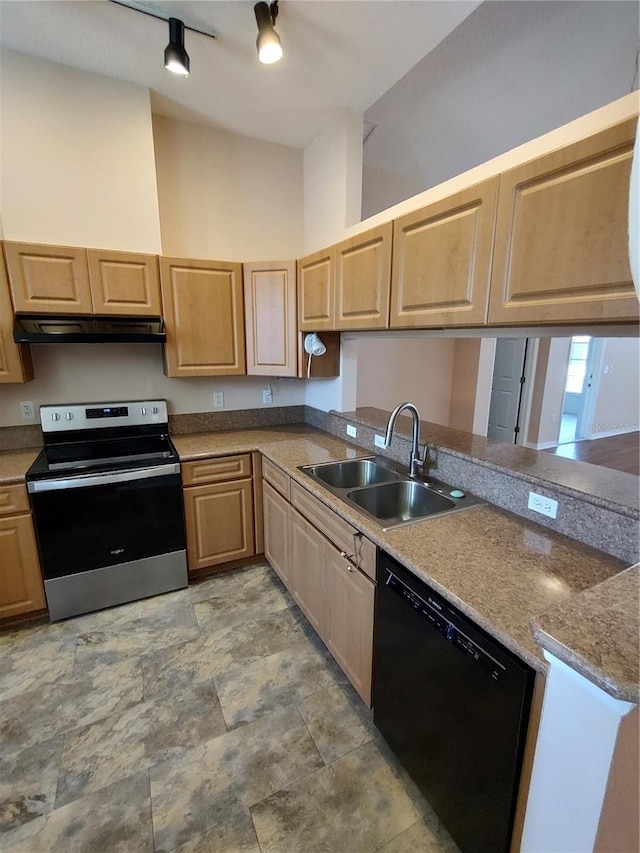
28,464,185,580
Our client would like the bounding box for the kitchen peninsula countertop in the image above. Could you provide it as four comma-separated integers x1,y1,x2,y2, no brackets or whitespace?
1,426,634,700
532,565,639,703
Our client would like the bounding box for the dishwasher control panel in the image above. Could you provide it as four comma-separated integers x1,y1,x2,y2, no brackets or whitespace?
385,570,505,682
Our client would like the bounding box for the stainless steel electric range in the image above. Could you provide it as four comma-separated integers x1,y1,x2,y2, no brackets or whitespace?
26,400,187,621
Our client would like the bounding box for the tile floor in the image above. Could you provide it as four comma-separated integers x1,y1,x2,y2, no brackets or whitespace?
0,561,459,853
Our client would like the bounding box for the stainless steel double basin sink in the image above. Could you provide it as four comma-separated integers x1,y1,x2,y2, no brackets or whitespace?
299,457,483,530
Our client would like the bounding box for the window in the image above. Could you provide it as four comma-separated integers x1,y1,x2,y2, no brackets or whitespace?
565,336,591,394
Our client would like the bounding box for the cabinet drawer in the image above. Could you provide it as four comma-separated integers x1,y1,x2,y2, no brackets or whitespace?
291,480,376,581
182,454,252,486
262,457,291,501
0,483,30,517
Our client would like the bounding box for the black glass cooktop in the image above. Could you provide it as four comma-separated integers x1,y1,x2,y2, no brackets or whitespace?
27,434,178,480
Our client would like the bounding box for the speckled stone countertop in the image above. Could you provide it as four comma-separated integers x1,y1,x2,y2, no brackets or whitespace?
1,427,632,695
0,448,39,484
172,426,628,681
532,566,639,703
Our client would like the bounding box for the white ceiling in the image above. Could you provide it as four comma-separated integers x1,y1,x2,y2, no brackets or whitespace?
0,0,479,148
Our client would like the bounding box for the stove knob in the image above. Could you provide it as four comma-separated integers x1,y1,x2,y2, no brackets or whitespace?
51,413,61,421
140,407,147,416
152,406,159,414
65,412,74,421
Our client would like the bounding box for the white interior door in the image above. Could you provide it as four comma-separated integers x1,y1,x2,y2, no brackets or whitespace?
487,338,528,443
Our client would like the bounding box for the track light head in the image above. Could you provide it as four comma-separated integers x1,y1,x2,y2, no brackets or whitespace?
255,1,283,65
164,17,190,76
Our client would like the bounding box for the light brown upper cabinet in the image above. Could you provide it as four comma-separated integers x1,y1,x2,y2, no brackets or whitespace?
488,117,639,325
334,223,392,330
298,246,335,331
87,249,161,316
0,256,33,384
160,256,246,377
4,241,93,314
243,260,297,377
390,178,499,328
4,242,161,317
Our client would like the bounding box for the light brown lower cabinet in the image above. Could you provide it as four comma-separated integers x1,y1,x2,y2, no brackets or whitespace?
0,485,46,619
262,460,376,706
323,539,375,704
263,481,291,587
182,455,255,574
289,508,326,637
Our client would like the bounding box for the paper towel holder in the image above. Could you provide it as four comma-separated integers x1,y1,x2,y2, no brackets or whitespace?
304,332,327,377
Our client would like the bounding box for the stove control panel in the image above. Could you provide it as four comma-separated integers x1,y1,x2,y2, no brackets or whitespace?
40,400,168,432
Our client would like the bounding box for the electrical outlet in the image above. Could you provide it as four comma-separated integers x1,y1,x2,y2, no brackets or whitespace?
346,424,357,439
19,401,36,421
528,491,558,519
213,392,224,409
374,434,386,448
262,388,273,405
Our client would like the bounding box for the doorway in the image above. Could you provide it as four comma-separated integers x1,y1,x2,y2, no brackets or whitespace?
559,336,603,443
487,338,528,444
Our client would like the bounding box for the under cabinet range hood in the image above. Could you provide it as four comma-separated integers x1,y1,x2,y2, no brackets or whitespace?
13,313,167,344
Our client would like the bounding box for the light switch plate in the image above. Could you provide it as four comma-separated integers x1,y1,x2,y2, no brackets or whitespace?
374,434,386,448
346,424,357,438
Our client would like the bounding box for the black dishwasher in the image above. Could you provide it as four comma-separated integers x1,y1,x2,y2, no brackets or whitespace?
373,552,534,853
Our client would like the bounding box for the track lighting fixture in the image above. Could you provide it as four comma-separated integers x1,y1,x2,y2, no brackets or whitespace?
109,2,216,78
255,1,283,65
164,17,190,77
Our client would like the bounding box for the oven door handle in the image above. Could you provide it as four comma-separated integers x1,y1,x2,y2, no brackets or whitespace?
27,463,181,493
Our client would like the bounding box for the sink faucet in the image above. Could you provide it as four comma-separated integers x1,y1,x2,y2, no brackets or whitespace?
383,402,426,478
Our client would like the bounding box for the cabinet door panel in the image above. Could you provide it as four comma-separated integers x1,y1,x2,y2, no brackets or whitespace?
87,250,161,316
335,223,392,330
160,257,246,377
263,481,291,587
243,260,297,377
489,117,639,325
391,178,498,328
4,242,92,314
324,542,375,706
298,248,334,331
289,508,325,638
0,254,33,384
184,479,255,572
0,514,46,619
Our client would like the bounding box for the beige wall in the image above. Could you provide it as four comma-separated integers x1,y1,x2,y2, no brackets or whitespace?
153,115,304,261
356,335,455,426
591,338,640,436
594,705,639,853
449,339,482,432
0,50,161,252
0,346,305,428
303,109,363,254
0,58,312,426
527,338,572,447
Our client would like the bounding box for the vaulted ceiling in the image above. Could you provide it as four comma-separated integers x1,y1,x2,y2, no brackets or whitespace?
0,0,479,148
